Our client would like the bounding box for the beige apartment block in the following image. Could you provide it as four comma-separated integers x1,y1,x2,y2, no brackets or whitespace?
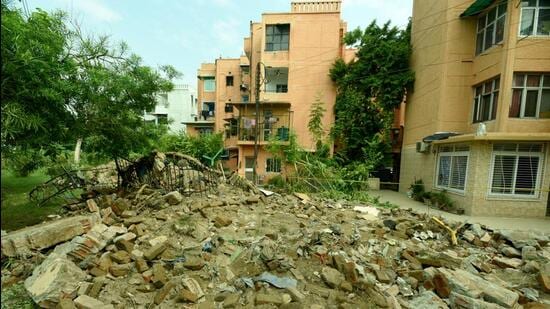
186,0,355,182
400,0,550,217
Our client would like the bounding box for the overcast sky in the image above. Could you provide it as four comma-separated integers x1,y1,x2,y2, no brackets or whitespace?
20,0,413,86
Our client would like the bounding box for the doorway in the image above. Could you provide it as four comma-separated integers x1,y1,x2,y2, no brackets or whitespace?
245,157,254,181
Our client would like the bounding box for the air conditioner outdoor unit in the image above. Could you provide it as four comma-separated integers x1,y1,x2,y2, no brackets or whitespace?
416,141,430,153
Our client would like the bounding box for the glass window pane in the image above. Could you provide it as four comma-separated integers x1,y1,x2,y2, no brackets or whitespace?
540,89,550,118
281,34,289,43
485,23,495,49
537,9,550,35
450,156,468,190
438,156,451,187
514,74,525,87
544,75,550,87
476,32,484,54
496,17,505,42
488,7,497,22
541,0,550,6
520,9,535,35
494,78,500,90
266,26,274,35
515,156,539,195
498,3,507,16
524,90,539,117
492,155,516,193
281,42,289,50
484,82,493,93
521,0,537,7
478,16,486,29
473,97,480,122
482,95,492,120
527,75,540,87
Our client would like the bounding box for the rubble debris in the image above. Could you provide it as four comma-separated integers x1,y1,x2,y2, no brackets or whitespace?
1,214,100,257
2,175,549,309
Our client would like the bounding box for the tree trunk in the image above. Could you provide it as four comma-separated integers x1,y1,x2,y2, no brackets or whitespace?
74,138,82,165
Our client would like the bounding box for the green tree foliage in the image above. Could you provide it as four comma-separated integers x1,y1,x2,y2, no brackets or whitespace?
157,132,224,165
330,20,414,163
1,2,177,167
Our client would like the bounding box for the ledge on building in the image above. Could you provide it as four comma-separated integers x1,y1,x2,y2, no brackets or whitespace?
432,132,550,144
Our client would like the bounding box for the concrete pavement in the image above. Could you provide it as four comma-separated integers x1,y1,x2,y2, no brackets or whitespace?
373,190,550,233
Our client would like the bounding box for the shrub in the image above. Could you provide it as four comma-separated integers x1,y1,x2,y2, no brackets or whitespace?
4,148,48,177
409,179,425,201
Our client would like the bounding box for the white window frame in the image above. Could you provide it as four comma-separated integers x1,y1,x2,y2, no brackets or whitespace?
511,73,550,119
435,145,470,194
519,0,550,37
476,2,507,55
488,143,544,198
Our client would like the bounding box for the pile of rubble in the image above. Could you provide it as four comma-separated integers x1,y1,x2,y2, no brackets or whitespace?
2,181,549,308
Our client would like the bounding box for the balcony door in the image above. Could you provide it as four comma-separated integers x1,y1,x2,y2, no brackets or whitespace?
245,157,254,181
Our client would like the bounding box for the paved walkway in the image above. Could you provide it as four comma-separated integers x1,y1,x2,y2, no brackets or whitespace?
373,190,550,233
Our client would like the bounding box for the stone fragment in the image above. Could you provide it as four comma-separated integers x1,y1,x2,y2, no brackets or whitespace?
2,214,100,257
183,256,205,270
152,263,168,288
522,246,538,261
110,263,132,277
77,282,92,296
375,268,392,284
449,291,502,309
88,277,106,298
111,198,129,216
402,251,422,270
164,191,183,205
256,293,283,305
286,287,305,302
321,266,344,289
86,199,99,212
179,288,199,303
409,291,447,309
493,257,523,269
144,242,167,260
135,258,149,273
462,230,475,242
214,215,232,228
246,196,260,204
501,246,521,258
74,295,113,309
110,251,131,264
222,293,240,307
24,253,87,308
432,273,450,298
89,267,106,277
538,263,550,293
56,298,77,309
182,277,205,299
154,280,175,304
115,239,134,252
439,268,519,308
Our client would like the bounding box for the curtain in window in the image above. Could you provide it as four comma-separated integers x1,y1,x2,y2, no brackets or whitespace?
509,89,522,117
437,156,451,187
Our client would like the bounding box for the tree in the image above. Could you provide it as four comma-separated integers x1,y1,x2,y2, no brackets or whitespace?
1,2,178,168
330,20,414,163
307,92,329,156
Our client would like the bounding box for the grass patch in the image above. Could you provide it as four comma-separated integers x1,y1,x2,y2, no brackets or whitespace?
1,169,62,231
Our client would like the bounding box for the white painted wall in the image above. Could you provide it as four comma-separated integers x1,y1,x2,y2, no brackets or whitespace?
144,83,197,133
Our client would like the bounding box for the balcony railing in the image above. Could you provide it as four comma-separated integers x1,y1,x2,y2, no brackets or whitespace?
225,112,292,143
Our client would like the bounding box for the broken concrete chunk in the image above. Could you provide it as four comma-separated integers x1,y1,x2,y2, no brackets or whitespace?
493,257,523,269
164,191,183,205
110,251,131,264
154,280,175,304
179,288,199,303
144,242,167,261
321,266,344,289
74,295,113,309
24,254,87,308
409,291,448,309
214,215,232,228
111,198,130,216
86,199,99,212
255,293,283,305
2,214,100,257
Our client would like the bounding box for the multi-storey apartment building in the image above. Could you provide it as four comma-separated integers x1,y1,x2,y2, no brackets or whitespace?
186,0,355,182
144,83,197,133
400,0,550,217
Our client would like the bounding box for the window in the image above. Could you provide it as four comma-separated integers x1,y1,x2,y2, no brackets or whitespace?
490,143,544,196
198,127,213,135
473,77,500,122
241,95,249,102
241,66,250,74
476,2,507,55
201,102,215,119
203,77,215,92
276,84,288,93
510,73,550,118
225,104,233,113
266,158,282,173
226,76,234,87
436,145,469,192
520,0,550,36
266,24,290,51
157,114,168,125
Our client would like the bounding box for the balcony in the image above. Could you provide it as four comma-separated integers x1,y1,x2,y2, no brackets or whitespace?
224,110,292,145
